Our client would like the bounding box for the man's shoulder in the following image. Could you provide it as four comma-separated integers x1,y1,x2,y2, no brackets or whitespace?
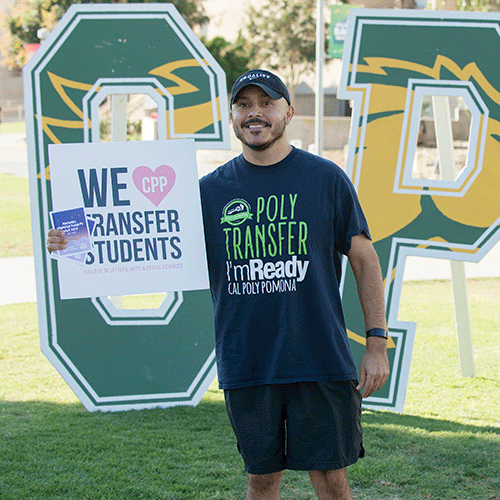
294,148,351,181
199,155,240,189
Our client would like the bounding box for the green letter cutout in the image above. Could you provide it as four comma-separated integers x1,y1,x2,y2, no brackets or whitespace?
339,10,500,411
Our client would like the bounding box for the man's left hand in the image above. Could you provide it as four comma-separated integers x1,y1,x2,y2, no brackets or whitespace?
356,337,390,398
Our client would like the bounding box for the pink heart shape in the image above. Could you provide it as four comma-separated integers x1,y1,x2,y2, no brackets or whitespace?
132,165,176,207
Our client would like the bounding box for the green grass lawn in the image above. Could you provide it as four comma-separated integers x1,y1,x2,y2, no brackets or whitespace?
0,121,26,135
1,278,499,499
0,122,32,257
0,174,33,257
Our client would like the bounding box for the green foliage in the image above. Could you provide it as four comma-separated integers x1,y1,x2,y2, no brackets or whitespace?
127,119,141,139
98,118,142,141
202,35,251,92
0,0,42,68
244,0,328,99
6,0,43,45
0,0,207,69
457,0,500,10
99,116,110,141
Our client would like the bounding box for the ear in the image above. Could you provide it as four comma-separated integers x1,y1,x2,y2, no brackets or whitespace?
229,110,233,124
286,106,295,125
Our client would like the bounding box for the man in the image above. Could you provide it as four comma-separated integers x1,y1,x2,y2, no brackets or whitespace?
47,69,389,500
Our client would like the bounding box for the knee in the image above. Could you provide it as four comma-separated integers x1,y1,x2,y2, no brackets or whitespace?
309,468,351,499
247,471,283,497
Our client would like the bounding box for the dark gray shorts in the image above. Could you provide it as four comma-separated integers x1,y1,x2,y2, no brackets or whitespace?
224,380,364,475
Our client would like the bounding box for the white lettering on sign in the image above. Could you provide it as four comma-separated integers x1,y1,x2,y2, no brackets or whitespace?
142,176,168,193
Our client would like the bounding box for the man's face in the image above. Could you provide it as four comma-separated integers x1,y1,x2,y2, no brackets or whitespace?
230,86,293,152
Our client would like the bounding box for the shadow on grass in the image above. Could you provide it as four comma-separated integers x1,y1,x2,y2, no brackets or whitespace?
1,398,499,499
351,410,500,499
1,397,246,500
362,409,500,435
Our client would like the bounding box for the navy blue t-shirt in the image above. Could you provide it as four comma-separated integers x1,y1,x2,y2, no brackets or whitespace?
199,147,370,390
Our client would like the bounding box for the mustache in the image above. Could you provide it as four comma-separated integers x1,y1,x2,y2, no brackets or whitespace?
242,118,271,127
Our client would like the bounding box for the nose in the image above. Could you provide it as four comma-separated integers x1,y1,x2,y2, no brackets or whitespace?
247,105,263,117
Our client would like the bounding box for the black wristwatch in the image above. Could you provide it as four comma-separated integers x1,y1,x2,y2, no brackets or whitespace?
366,328,389,339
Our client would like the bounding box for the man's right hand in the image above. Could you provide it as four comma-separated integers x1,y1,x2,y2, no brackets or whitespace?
46,229,68,253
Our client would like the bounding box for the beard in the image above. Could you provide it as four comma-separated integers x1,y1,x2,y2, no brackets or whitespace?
234,117,287,152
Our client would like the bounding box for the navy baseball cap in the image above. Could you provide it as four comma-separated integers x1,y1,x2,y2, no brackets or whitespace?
230,69,291,107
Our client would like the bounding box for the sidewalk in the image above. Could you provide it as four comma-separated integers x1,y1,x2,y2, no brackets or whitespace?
0,256,37,305
0,132,28,177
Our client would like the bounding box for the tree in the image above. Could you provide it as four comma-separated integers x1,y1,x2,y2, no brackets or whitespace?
244,0,328,104
0,0,208,70
202,35,252,93
0,0,42,69
456,0,500,10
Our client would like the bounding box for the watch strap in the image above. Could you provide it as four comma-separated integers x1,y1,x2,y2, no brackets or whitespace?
366,327,388,339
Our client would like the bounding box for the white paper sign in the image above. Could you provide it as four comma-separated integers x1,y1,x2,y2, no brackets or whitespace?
49,139,209,299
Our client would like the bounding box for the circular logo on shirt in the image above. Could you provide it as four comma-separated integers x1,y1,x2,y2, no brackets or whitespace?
220,199,253,226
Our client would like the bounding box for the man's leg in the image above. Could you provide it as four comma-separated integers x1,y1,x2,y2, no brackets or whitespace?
225,386,286,498
246,471,284,500
309,468,353,500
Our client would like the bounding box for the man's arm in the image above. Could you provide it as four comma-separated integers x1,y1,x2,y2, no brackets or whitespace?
347,233,390,398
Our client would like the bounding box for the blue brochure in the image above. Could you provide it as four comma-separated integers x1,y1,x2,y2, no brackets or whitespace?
50,207,93,259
